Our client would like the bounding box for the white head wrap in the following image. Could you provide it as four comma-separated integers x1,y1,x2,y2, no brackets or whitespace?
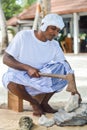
40,13,65,31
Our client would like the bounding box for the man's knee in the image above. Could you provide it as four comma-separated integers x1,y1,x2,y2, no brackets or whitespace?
7,82,24,90
7,82,17,90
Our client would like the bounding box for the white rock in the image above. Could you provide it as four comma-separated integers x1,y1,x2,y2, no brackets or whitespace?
38,115,55,127
64,94,79,112
54,109,76,125
75,103,87,116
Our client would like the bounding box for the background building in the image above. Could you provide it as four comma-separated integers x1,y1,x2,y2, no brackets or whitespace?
7,0,87,54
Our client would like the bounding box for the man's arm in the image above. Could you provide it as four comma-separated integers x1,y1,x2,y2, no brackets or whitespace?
62,60,82,103
3,52,40,77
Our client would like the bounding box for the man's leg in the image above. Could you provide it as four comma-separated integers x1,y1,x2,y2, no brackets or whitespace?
33,94,46,104
33,92,57,113
7,82,44,116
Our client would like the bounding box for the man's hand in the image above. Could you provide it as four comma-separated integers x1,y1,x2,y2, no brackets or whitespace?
71,91,82,104
27,66,40,78
66,73,82,103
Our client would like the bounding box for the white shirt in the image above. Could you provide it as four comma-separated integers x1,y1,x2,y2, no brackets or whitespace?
2,30,71,96
6,30,66,69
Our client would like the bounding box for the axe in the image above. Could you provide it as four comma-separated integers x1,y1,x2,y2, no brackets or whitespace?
39,72,77,93
39,72,67,80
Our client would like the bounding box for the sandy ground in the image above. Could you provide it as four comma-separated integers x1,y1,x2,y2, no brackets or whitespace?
0,109,87,130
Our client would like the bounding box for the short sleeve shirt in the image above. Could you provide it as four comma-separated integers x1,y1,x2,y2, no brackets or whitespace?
6,30,66,69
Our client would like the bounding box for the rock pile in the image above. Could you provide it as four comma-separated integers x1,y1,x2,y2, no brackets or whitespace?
38,94,87,128
39,103,87,127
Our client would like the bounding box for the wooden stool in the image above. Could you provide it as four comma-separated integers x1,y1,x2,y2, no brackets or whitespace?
8,91,23,112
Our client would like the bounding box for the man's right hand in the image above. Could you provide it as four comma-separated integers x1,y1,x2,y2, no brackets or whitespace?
27,66,40,78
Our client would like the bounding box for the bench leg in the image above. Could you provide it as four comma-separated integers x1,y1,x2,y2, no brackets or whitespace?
8,91,23,112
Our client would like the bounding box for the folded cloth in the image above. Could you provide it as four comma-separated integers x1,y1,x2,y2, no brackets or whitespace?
2,61,73,96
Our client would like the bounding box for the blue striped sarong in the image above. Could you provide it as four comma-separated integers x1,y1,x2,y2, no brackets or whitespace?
2,61,74,96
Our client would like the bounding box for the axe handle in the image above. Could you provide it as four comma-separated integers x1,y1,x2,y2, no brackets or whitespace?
39,72,67,80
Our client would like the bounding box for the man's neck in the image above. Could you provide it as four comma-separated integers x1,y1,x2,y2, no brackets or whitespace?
34,30,47,42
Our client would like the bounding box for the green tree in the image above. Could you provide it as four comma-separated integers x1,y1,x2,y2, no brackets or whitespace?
27,0,36,5
19,0,36,9
1,0,22,20
0,0,8,54
2,0,37,20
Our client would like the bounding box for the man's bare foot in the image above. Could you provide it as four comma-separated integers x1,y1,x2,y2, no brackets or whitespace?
32,104,44,116
41,103,57,113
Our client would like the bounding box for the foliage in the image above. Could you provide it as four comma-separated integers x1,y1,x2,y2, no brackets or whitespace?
27,0,36,5
79,33,87,40
7,27,16,36
21,0,36,8
1,0,22,20
54,33,66,43
1,0,37,20
58,34,66,42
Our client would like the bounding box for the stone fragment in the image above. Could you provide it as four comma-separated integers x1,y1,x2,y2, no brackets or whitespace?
38,114,55,127
54,109,76,125
54,103,87,126
64,94,79,112
38,103,87,127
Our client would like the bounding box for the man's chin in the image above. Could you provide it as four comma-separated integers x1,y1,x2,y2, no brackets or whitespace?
49,39,53,41
46,36,55,41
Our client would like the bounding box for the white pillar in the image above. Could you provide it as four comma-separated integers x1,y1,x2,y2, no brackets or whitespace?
73,13,79,54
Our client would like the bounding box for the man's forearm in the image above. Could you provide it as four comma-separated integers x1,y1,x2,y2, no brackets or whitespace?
3,52,30,71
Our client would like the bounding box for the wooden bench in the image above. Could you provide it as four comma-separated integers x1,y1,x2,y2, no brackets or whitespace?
8,91,23,112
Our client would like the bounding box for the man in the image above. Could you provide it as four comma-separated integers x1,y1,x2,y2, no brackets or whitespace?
2,13,81,116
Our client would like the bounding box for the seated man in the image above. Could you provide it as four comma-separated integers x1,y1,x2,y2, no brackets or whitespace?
2,13,81,116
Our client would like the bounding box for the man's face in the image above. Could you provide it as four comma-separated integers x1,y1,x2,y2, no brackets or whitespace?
44,26,60,41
